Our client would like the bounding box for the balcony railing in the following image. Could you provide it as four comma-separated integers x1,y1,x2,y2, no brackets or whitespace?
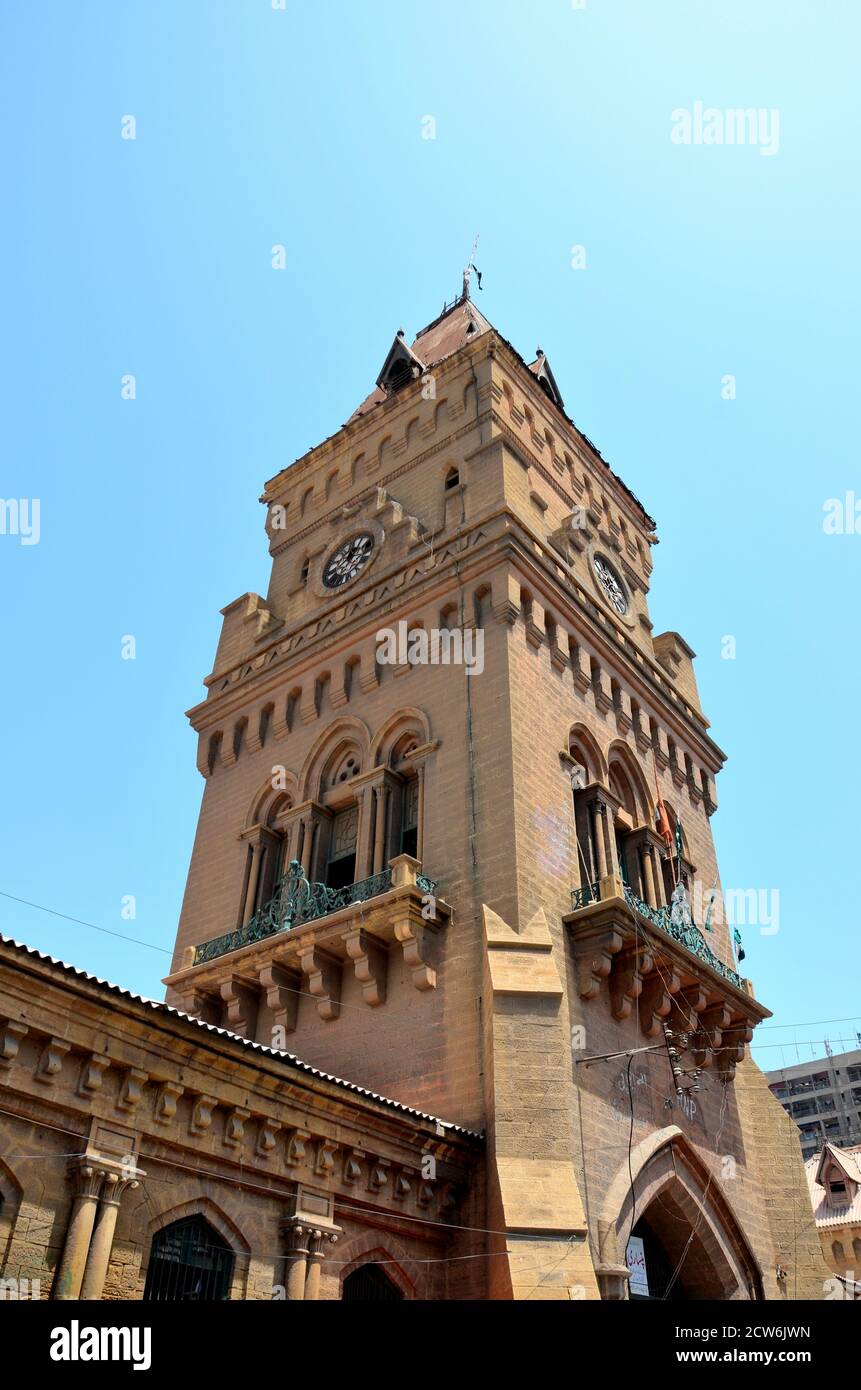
570,881,599,911
567,875,744,991
193,860,438,967
621,883,744,990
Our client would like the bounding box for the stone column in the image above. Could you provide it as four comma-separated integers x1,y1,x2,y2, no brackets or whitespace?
372,785,389,875
592,803,607,879
641,846,657,908
304,1228,338,1301
242,842,262,923
415,763,426,865
300,817,316,876
53,1163,104,1300
284,815,302,865
80,1171,140,1301
355,784,375,880
282,1222,310,1301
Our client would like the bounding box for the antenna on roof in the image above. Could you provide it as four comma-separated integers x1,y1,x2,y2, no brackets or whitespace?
462,233,483,299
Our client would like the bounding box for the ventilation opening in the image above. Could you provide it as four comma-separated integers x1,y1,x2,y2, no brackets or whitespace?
387,360,415,392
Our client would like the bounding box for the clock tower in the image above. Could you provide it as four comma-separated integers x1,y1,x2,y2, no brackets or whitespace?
164,286,827,1300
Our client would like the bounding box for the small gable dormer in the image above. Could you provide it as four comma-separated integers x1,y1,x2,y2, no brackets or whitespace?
529,348,565,412
815,1144,861,1207
376,330,426,395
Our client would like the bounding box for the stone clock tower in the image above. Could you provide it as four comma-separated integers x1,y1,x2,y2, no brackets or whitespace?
163,285,826,1301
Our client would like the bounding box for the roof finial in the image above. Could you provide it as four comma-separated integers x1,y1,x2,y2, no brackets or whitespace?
462,233,482,300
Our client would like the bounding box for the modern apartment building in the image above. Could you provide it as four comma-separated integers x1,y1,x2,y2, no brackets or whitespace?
766,1047,861,1160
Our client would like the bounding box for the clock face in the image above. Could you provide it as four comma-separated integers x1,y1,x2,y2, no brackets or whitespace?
321,532,375,589
593,554,629,615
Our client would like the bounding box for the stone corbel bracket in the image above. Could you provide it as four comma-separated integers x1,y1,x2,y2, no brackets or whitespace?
564,895,770,1070
343,927,388,1006
297,946,342,1021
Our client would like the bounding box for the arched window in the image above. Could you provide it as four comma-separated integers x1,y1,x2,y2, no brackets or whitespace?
831,1239,845,1265
343,1264,404,1301
143,1216,234,1301
399,775,419,859
444,466,460,491
326,804,359,888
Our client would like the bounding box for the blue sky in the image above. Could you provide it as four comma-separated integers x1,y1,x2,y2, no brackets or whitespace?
1,1,858,1071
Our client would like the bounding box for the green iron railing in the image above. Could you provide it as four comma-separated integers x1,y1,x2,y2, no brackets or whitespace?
192,860,436,967
570,881,600,911
567,877,743,991
622,883,743,990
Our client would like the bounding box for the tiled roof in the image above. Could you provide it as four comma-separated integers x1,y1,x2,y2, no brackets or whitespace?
350,297,493,421
805,1143,861,1229
0,933,480,1139
347,294,656,529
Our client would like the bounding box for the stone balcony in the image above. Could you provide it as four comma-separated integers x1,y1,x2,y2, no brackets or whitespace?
563,873,770,1080
164,854,448,1036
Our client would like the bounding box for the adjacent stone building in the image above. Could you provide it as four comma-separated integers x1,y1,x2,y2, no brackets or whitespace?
0,282,829,1300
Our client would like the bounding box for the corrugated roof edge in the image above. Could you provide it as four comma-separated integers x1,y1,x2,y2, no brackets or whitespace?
0,933,481,1140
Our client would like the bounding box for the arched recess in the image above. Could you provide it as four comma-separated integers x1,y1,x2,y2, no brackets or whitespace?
299,716,372,803
370,707,431,767
140,1197,251,1301
568,723,607,786
606,740,652,827
245,770,300,832
371,709,432,864
600,1127,763,1301
338,1241,419,1300
0,1153,23,1267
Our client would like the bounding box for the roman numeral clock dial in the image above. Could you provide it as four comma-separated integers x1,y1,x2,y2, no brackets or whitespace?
592,554,629,616
321,532,376,589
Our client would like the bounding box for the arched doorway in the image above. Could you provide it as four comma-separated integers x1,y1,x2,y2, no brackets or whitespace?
143,1215,234,1301
602,1127,763,1301
343,1264,404,1301
626,1201,728,1301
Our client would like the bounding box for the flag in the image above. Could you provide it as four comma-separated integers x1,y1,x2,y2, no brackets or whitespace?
655,799,673,847
674,816,683,863
733,928,745,963
703,885,717,933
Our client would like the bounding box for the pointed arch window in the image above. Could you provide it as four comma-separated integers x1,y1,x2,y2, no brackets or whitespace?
143,1216,234,1302
343,1264,404,1301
